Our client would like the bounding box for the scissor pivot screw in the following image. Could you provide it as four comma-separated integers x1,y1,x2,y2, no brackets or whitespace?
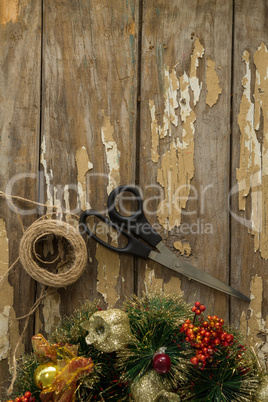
175,262,180,268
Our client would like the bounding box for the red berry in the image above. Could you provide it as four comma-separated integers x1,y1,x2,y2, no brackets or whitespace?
29,398,35,402
195,302,201,308
191,306,197,312
24,392,31,399
214,338,220,346
189,334,195,340
199,305,206,312
226,334,234,343
191,356,199,365
195,309,201,315
202,321,209,328
199,354,206,363
185,319,191,324
153,353,172,374
15,398,21,402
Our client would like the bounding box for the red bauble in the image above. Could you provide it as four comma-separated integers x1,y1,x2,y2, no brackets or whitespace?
153,352,172,374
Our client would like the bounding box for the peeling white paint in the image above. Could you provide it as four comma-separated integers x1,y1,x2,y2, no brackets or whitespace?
42,292,61,334
161,65,180,137
189,38,205,105
40,136,62,218
144,265,163,294
149,99,160,163
101,112,120,195
240,275,268,369
144,264,182,294
0,219,23,368
148,39,204,233
96,240,120,308
40,136,53,208
236,45,268,258
149,65,180,162
63,184,71,221
0,305,11,360
75,146,93,210
0,219,12,362
156,64,197,231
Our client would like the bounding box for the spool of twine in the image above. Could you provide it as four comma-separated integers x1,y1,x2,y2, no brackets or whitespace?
19,219,87,287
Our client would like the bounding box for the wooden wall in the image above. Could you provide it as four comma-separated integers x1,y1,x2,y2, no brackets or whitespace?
1,0,268,394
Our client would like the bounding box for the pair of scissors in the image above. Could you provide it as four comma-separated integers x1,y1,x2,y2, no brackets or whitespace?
79,185,250,302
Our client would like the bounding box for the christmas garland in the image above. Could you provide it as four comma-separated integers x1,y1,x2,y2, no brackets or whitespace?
3,292,267,402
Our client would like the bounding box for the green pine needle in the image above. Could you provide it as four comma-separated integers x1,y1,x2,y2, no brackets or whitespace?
118,292,192,388
11,353,41,400
180,345,260,401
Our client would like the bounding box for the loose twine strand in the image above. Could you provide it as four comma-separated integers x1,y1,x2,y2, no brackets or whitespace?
0,192,88,394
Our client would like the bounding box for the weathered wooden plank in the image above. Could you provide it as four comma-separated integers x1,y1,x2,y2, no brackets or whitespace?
37,0,139,334
0,0,41,395
231,0,268,365
138,0,233,319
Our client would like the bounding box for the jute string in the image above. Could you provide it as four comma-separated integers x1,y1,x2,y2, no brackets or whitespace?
0,192,88,393
19,219,87,287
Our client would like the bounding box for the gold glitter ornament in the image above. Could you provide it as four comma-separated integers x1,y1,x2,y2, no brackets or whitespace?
254,375,268,401
130,370,171,402
154,390,181,401
82,308,132,352
34,362,59,389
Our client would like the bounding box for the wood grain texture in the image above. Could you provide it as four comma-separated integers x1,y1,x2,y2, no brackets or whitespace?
231,0,268,339
38,0,139,330
0,0,41,394
2,0,268,395
138,0,233,319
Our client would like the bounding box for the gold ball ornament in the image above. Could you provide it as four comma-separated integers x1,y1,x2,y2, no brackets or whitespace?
254,375,268,401
34,362,59,389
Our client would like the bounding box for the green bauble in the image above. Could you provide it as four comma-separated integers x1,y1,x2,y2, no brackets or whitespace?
34,362,59,389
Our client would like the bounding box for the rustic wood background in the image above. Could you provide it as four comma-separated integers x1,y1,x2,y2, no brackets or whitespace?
1,0,268,394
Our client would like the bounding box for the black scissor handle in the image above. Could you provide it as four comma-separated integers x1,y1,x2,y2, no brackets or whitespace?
107,185,162,247
79,209,151,259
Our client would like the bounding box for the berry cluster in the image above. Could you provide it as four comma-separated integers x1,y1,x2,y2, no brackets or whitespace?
181,302,235,368
5,391,35,402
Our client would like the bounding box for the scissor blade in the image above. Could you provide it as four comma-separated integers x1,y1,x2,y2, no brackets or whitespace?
149,251,250,302
155,241,175,257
